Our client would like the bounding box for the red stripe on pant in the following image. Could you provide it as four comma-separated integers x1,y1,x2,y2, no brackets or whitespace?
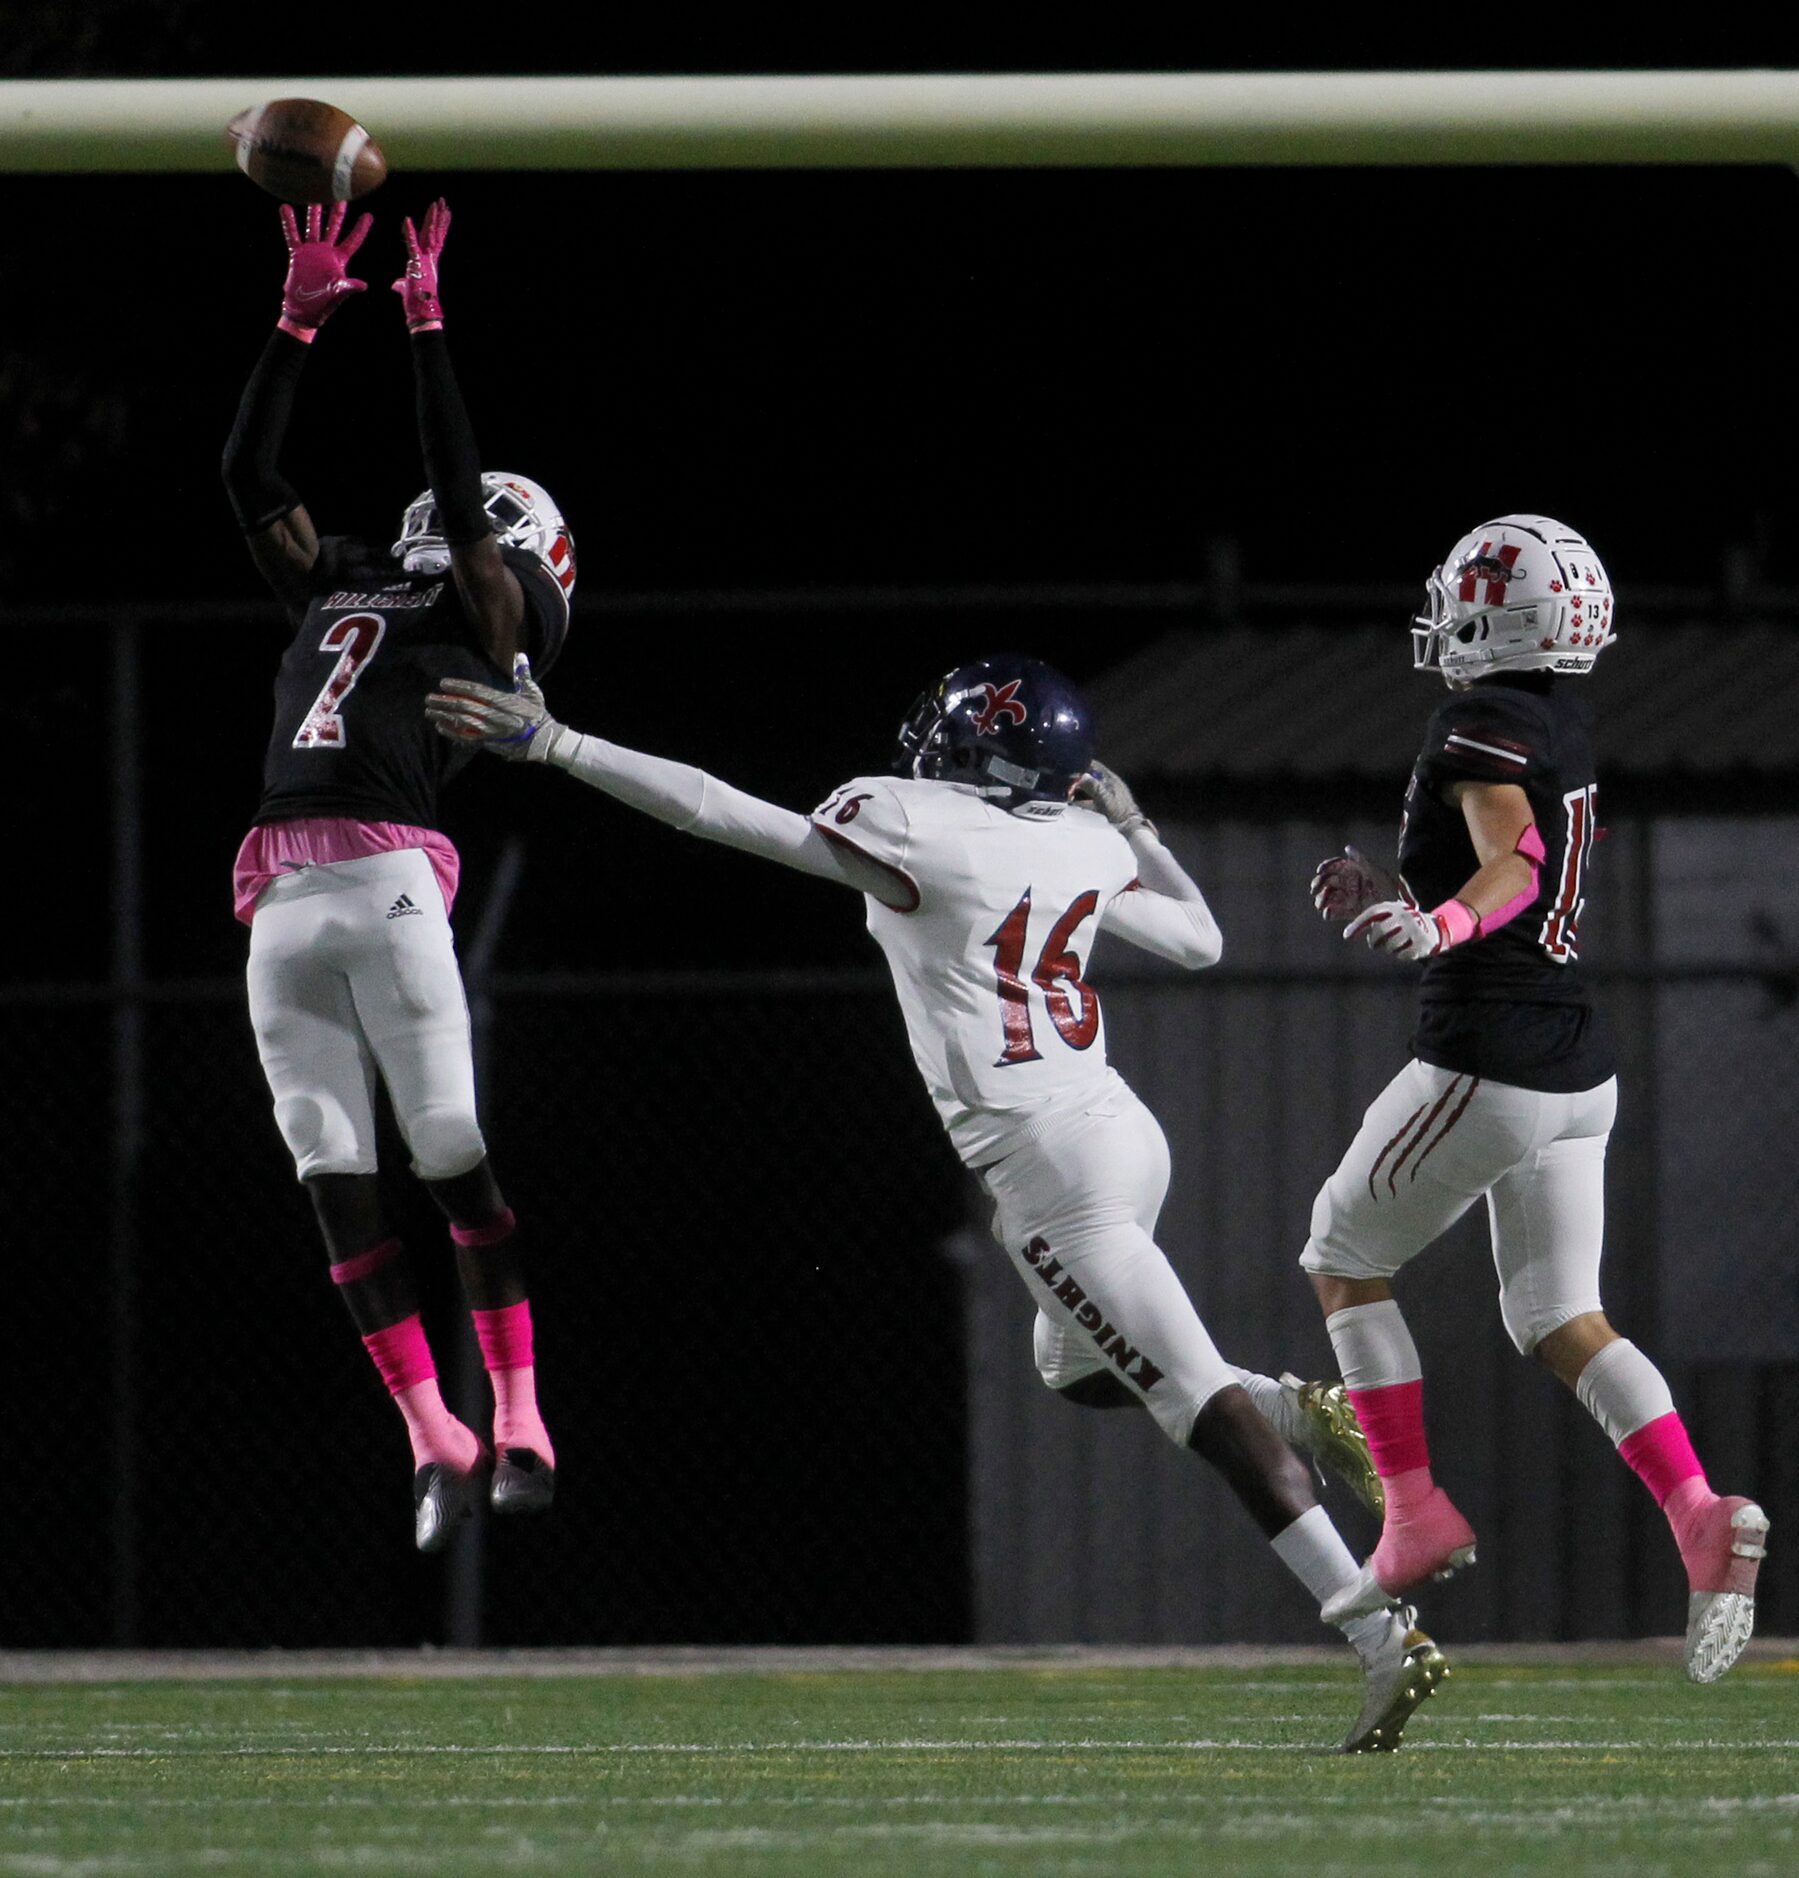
1368,1104,1428,1201
1385,1078,1465,1194
1407,1078,1481,1181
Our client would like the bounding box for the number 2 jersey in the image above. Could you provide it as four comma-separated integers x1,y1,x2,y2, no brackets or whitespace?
1399,672,1615,1094
808,775,1144,1165
255,535,569,830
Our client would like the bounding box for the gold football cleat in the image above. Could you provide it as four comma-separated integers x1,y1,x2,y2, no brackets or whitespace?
1341,1615,1449,1754
1282,1373,1385,1519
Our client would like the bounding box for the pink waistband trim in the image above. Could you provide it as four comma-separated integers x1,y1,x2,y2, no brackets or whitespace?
234,817,461,924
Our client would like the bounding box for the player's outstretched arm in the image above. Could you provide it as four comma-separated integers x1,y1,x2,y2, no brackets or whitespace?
222,203,371,608
393,199,526,669
425,663,913,907
1345,781,1542,961
1076,762,1223,968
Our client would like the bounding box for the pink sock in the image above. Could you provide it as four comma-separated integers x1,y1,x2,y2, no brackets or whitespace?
1346,1379,1433,1489
1618,1410,1708,1509
361,1316,481,1472
471,1301,554,1464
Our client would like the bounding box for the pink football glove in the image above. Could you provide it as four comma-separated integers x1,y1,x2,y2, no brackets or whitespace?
393,198,450,332
1311,845,1401,922
277,202,372,340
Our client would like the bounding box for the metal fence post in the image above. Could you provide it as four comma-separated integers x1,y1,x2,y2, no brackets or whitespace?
109,619,144,1645
443,835,527,1648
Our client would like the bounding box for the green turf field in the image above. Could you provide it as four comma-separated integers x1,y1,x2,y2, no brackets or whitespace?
2,1661,1793,1876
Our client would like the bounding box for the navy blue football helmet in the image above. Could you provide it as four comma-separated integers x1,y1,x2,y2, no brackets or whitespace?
892,656,1096,810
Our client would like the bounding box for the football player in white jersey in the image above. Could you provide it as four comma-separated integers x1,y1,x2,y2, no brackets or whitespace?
427,652,1448,1751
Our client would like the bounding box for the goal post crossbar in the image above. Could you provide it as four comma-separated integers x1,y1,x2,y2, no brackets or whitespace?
4,71,1799,172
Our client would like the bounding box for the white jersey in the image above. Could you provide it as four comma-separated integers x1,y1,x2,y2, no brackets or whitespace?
809,775,1140,1164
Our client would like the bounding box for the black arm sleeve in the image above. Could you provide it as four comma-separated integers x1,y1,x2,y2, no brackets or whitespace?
409,331,488,545
220,329,309,533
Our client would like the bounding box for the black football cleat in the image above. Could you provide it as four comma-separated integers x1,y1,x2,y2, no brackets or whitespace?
491,1447,556,1516
413,1453,489,1554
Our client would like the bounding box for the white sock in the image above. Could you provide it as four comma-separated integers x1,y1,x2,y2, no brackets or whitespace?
1270,1504,1361,1610
1325,1300,1422,1391
1272,1506,1399,1663
1574,1338,1675,1446
1232,1367,1303,1445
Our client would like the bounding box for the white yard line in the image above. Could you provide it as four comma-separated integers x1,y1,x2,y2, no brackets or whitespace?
5,1640,1793,1684
4,1737,1797,1760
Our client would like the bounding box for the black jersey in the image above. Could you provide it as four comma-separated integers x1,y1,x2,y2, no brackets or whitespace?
255,537,569,831
1398,673,1616,1094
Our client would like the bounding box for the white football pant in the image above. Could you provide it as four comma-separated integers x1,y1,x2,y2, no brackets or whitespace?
1300,1059,1616,1354
980,1082,1238,1445
246,848,487,1182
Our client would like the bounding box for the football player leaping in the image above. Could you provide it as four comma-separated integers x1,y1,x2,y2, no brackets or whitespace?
1305,515,1768,1681
428,653,1446,1752
220,200,575,1550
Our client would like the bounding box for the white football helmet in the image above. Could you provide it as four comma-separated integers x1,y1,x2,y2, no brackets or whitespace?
1412,514,1614,686
392,472,577,599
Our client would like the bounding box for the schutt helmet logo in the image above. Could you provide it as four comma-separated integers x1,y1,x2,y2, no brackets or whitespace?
969,680,1029,737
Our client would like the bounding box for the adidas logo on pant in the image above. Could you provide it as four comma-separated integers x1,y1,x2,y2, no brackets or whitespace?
386,894,423,920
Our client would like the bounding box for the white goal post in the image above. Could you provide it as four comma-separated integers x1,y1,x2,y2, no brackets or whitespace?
3,71,1799,172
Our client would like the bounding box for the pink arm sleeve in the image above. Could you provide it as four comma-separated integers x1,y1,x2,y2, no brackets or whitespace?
1427,822,1546,947
1476,822,1547,935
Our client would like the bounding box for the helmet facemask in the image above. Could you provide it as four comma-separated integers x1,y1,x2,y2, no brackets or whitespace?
392,472,576,598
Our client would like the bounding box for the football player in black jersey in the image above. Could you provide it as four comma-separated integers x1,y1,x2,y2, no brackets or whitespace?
1301,515,1767,1682
220,200,574,1551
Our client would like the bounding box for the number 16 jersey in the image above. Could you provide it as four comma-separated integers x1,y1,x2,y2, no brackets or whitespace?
810,775,1141,1166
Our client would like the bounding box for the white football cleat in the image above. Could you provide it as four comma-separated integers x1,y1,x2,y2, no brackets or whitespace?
1341,1608,1449,1754
1322,1562,1391,1627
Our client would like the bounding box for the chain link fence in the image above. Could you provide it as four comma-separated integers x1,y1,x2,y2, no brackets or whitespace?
9,626,1795,1651
10,942,1795,1649
10,976,973,1649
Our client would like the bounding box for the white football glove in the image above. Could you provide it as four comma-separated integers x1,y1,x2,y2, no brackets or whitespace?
1073,760,1154,839
426,653,567,762
1343,899,1451,961
1310,845,1403,922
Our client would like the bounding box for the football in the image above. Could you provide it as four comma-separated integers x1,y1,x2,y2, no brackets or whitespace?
226,98,387,204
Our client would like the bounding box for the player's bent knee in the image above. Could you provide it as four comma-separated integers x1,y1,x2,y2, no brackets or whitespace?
1500,1289,1604,1358
1032,1311,1108,1393
275,1096,373,1181
404,1106,488,1184
1053,1373,1140,1412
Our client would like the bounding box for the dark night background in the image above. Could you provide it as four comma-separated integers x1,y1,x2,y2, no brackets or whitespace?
16,154,1798,981
5,19,1797,1648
